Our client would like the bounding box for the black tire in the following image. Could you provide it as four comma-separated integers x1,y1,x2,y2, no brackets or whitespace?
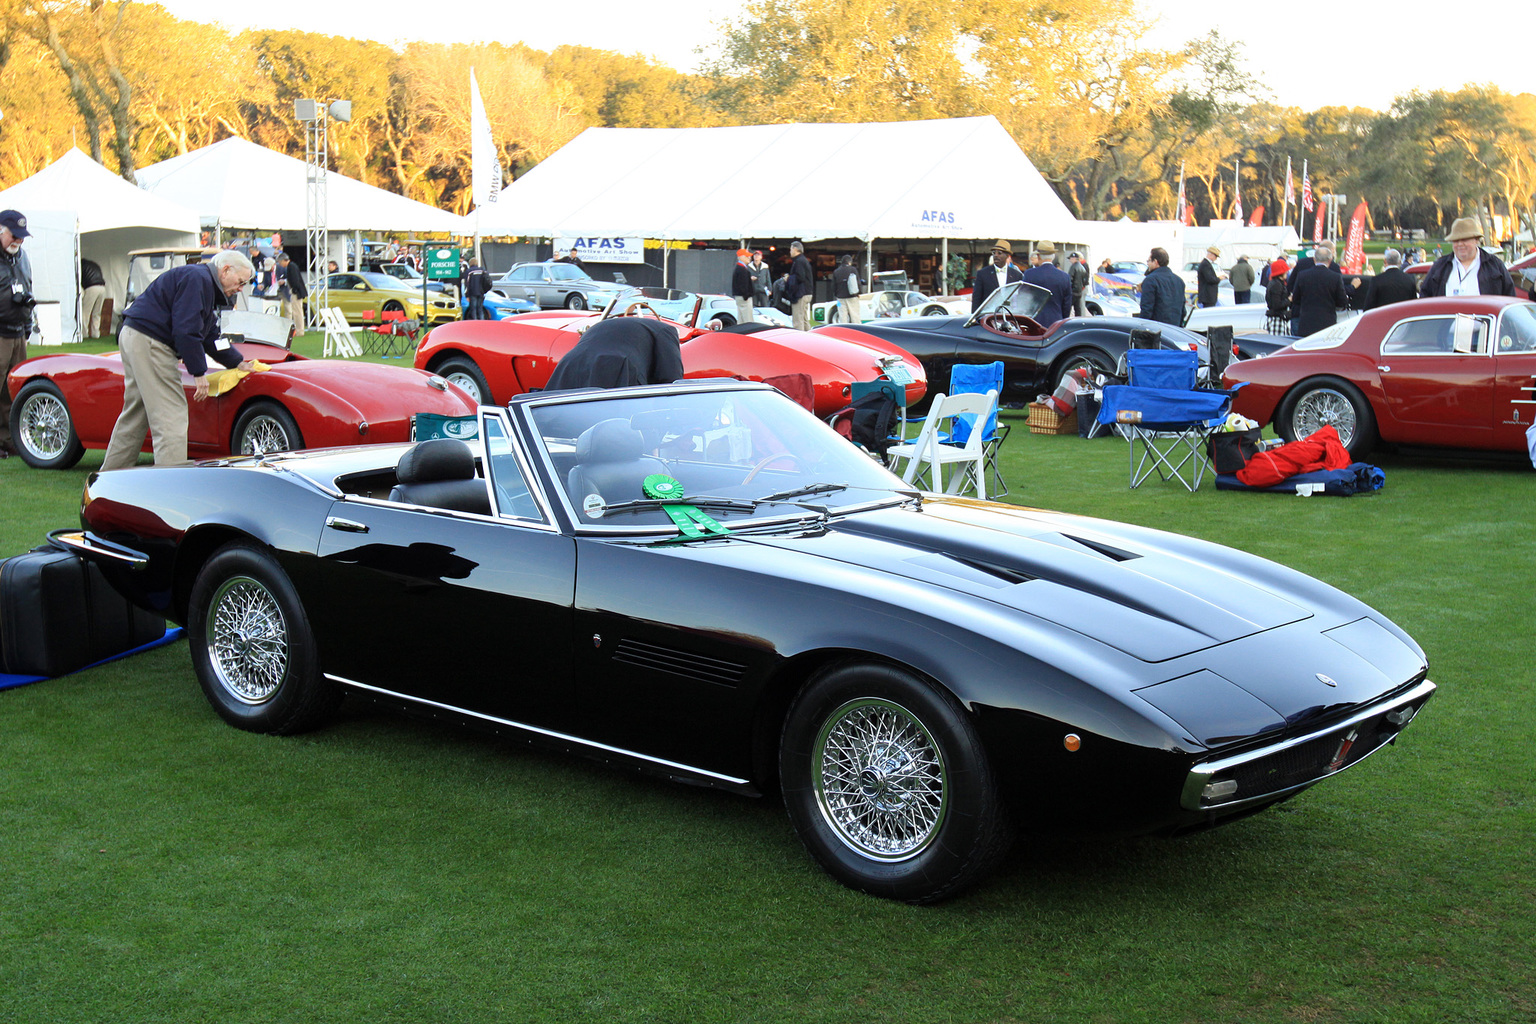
1052,348,1114,382
714,313,736,327
1276,377,1377,456
922,306,946,316
436,356,491,406
382,300,405,315
1085,301,1104,316
565,293,587,311
187,542,339,734
232,401,304,456
780,662,1013,903
9,380,86,469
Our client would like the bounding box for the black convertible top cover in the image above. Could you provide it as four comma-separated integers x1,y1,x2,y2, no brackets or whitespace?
545,318,685,391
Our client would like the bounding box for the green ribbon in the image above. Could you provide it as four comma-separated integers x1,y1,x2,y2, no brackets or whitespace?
642,474,730,539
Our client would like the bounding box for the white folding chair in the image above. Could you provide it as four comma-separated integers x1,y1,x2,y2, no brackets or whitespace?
320,306,366,358
887,390,997,498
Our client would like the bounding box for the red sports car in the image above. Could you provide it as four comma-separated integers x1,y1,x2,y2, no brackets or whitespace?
7,312,478,469
1222,295,1536,457
414,299,926,416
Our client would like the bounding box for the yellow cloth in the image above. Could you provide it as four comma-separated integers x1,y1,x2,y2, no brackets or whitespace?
205,360,271,397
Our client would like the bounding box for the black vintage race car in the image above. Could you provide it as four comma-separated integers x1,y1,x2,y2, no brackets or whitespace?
66,380,1434,903
815,280,1211,405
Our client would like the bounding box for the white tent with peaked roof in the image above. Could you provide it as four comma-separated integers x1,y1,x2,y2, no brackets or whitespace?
136,137,467,235
474,116,1080,245
0,148,200,342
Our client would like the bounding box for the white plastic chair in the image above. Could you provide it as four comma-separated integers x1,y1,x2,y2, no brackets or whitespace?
886,390,997,498
319,306,366,358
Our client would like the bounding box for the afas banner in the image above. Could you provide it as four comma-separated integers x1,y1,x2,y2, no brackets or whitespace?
555,237,646,264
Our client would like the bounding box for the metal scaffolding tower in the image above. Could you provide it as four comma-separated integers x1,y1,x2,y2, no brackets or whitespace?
296,99,350,331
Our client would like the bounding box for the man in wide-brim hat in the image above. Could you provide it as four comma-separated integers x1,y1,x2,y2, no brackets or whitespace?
972,239,1023,312
1418,217,1515,298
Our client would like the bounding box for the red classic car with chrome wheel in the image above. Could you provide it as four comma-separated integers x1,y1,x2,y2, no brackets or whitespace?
414,296,926,416
6,311,477,469
1222,295,1536,457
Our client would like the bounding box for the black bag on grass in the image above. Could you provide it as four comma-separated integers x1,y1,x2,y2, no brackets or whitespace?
1208,427,1264,473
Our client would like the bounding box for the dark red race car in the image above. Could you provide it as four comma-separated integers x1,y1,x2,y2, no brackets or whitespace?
414,297,926,416
1222,295,1536,457
7,312,477,469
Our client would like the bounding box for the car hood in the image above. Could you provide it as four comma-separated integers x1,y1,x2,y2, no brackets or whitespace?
273,362,475,419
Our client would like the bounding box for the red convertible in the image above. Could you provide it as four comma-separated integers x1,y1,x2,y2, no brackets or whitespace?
1222,295,1536,457
414,299,926,416
6,312,477,469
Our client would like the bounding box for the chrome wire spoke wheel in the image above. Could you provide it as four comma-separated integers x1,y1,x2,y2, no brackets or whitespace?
812,698,947,861
19,391,70,460
1294,387,1356,447
240,415,290,455
206,575,289,705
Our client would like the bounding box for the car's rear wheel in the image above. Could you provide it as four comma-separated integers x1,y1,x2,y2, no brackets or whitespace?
188,543,338,734
922,305,946,316
565,293,587,311
436,357,491,405
232,401,304,456
780,661,1013,903
9,380,86,469
713,313,736,327
1053,348,1113,383
1277,377,1377,456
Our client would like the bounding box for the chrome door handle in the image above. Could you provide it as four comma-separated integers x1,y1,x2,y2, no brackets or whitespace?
1377,365,1391,373
325,516,369,533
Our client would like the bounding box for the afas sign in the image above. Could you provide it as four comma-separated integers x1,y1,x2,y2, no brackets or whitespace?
909,209,963,232
554,236,645,264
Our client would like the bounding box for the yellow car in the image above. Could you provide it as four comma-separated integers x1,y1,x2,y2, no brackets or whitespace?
317,272,459,325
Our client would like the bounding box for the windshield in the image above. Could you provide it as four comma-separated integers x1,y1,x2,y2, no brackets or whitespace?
523,387,910,531
220,310,293,347
967,279,1051,324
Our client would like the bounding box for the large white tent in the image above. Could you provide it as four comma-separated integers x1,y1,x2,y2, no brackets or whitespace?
1184,223,1302,270
474,116,1081,246
136,137,468,236
0,148,200,342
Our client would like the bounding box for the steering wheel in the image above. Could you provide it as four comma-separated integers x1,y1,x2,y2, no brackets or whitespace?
981,313,1019,334
623,301,661,318
741,452,807,485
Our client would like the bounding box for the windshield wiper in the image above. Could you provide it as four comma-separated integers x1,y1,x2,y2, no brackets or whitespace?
754,482,848,503
596,495,757,516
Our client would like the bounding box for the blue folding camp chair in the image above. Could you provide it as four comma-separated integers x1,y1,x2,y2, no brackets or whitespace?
944,361,1009,496
1096,349,1239,491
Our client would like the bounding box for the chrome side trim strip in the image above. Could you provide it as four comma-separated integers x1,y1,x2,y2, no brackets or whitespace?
329,674,751,786
1180,678,1436,812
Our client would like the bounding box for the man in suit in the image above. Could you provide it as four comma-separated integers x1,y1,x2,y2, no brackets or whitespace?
1138,247,1186,327
1289,243,1349,337
788,241,814,331
971,240,1024,312
1364,249,1419,309
1196,246,1223,308
1021,241,1073,326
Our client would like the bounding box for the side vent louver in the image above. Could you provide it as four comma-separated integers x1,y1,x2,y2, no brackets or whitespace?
612,638,747,687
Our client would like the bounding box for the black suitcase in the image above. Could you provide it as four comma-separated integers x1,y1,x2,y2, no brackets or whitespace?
0,539,166,677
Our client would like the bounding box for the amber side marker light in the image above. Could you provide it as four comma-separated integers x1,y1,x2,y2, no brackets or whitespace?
1063,734,1081,752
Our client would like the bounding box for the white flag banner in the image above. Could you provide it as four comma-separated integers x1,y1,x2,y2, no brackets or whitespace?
470,68,502,208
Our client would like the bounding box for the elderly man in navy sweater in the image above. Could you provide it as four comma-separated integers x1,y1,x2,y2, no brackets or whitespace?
101,250,255,469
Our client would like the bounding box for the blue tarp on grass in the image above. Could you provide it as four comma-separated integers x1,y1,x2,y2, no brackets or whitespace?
0,627,184,692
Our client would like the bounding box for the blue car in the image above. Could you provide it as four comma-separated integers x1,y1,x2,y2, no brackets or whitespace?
463,289,539,321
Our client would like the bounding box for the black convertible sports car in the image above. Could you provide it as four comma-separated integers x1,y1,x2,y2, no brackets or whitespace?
66,380,1434,902
816,281,1211,404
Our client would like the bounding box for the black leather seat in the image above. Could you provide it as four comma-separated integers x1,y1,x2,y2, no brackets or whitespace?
388,438,491,515
566,418,668,509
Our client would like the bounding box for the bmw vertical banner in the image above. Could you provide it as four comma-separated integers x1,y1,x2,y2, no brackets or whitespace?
554,237,645,264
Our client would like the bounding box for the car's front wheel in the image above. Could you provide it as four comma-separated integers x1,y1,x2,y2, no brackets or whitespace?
188,543,338,734
1277,377,1377,456
9,380,86,469
565,293,587,311
436,357,491,405
232,401,304,456
780,662,1013,903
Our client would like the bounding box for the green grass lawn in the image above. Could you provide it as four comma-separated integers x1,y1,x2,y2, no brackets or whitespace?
1,406,1533,1023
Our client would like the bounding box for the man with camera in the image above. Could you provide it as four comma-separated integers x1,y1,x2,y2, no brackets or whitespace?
0,210,36,458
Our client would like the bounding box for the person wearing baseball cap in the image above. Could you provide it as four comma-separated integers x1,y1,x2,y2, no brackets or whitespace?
1418,217,1515,297
0,209,35,457
972,240,1023,313
731,248,756,324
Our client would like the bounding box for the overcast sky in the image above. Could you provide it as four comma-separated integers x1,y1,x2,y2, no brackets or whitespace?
156,0,1536,114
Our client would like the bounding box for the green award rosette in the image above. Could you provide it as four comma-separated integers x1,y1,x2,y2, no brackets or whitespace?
642,474,731,539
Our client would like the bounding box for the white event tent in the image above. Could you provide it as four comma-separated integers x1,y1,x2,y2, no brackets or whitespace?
0,148,200,343
474,116,1081,250
136,137,467,237
1184,223,1302,270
